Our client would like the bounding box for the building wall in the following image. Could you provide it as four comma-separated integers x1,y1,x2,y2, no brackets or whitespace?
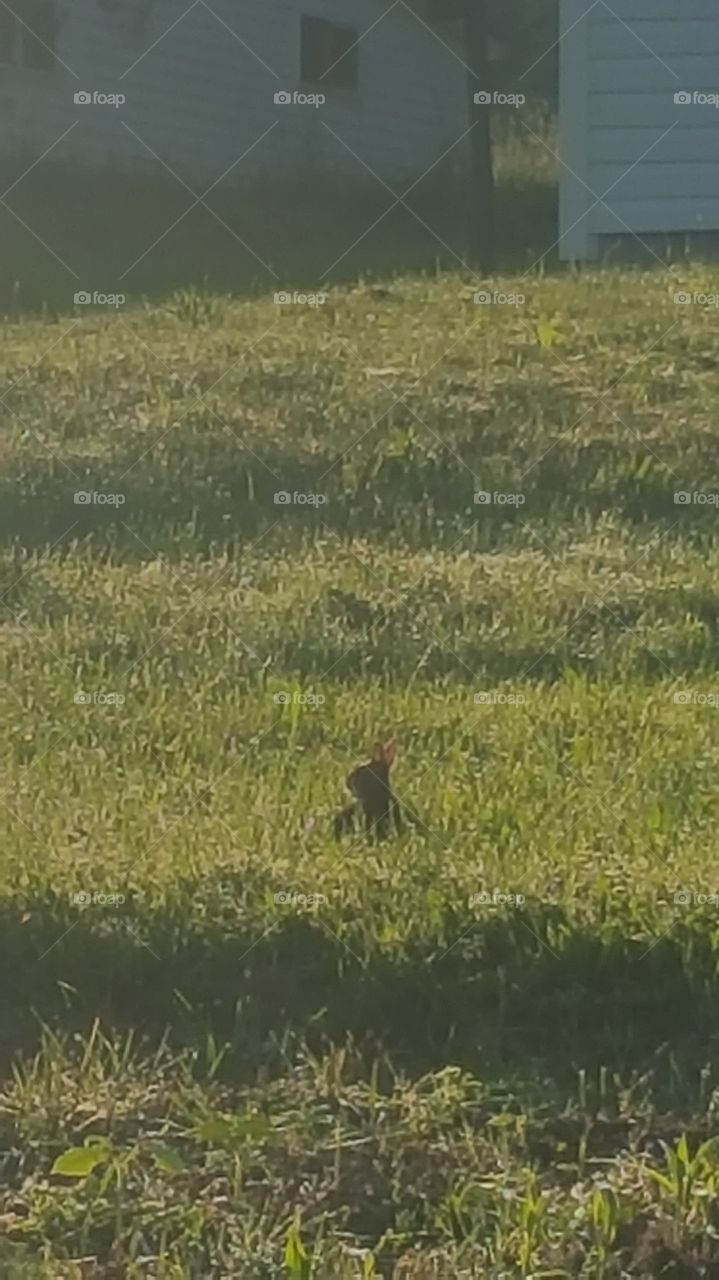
0,0,467,187
559,0,719,259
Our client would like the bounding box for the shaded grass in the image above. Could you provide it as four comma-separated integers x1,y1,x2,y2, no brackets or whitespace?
4,1028,719,1277
0,107,557,317
5,893,719,1091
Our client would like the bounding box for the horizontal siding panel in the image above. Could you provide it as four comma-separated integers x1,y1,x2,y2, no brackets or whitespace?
591,21,719,58
590,91,719,126
591,2,719,22
591,162,719,200
589,57,719,91
588,197,719,233
590,125,719,162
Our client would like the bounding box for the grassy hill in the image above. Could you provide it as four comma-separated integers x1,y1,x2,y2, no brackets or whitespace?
3,269,719,1276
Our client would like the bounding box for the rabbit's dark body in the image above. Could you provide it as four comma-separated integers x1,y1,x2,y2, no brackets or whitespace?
334,740,401,841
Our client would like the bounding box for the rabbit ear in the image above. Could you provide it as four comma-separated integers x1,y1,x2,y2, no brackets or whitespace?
382,739,398,766
371,741,385,762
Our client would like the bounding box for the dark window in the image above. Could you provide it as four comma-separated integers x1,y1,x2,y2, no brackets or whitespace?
300,16,358,91
0,9,18,64
21,0,56,70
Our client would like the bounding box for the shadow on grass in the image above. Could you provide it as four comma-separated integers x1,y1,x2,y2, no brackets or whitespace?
4,891,718,1100
0,159,560,316
0,428,704,556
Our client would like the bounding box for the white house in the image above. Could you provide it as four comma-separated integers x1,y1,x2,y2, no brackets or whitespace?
0,1,467,189
559,0,719,260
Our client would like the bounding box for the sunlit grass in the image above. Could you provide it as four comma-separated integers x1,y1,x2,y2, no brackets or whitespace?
3,267,719,1273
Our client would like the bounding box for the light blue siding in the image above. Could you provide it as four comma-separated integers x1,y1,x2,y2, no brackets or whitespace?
0,0,467,186
560,0,719,259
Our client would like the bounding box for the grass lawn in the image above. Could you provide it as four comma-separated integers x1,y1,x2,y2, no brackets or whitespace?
3,267,719,1276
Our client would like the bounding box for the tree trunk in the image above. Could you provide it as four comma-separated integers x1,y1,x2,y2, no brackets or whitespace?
464,0,495,269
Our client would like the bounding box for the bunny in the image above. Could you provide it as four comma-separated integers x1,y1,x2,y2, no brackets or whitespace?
334,739,402,841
